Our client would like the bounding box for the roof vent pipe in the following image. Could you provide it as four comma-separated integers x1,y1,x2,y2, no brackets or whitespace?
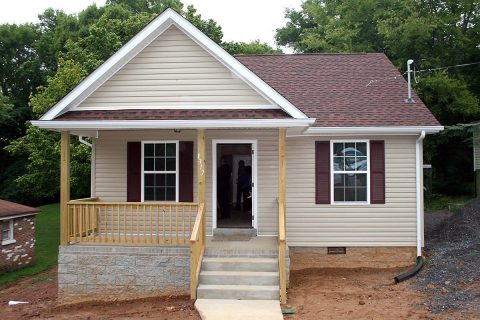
405,59,415,104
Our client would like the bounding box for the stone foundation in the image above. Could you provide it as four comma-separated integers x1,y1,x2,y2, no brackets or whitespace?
289,246,416,270
58,245,190,301
0,216,36,274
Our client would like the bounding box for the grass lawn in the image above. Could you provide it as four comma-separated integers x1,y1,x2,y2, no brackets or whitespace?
425,194,473,213
0,203,59,285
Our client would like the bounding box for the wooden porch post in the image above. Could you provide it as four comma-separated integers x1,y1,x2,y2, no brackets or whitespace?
278,128,287,304
197,129,206,243
60,131,71,246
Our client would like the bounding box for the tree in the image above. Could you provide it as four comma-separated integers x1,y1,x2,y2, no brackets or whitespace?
223,40,282,55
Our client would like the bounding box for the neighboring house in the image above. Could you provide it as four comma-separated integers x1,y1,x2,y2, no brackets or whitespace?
0,200,40,273
31,9,443,302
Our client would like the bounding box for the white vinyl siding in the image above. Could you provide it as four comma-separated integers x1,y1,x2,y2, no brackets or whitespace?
286,135,418,247
77,25,272,109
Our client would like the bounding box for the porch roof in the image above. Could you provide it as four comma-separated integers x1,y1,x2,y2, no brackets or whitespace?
55,109,291,120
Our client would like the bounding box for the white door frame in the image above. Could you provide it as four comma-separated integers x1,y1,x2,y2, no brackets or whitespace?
212,139,258,231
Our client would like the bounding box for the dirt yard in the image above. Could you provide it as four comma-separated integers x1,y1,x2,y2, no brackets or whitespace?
1,203,479,319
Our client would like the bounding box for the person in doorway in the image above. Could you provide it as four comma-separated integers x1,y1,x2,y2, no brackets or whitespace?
217,156,232,219
236,160,248,210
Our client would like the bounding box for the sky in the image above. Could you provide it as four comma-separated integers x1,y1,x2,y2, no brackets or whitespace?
0,0,303,48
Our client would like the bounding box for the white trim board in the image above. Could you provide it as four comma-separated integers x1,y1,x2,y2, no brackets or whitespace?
39,9,307,121
211,139,258,233
301,126,444,136
31,119,315,130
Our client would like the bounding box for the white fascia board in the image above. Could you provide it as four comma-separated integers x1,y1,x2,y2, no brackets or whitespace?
0,212,40,221
40,9,306,121
301,126,444,136
31,119,316,130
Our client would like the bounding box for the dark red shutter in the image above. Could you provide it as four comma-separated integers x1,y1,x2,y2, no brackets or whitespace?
370,140,385,204
127,142,142,202
315,141,330,204
179,141,194,202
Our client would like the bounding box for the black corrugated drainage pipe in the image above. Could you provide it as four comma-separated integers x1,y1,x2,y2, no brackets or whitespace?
394,256,424,283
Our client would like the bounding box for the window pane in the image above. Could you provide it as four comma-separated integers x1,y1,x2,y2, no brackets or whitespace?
345,174,356,187
334,188,344,201
166,143,176,157
334,174,345,187
155,144,165,157
334,143,344,156
155,187,165,201
166,187,176,201
166,158,176,171
345,188,356,201
144,144,154,157
155,158,165,171
144,174,155,186
155,174,166,186
345,143,356,156
356,187,367,201
333,157,344,171
356,174,367,187
144,187,155,201
357,157,367,171
166,174,176,187
144,158,154,171
345,157,356,171
356,143,367,156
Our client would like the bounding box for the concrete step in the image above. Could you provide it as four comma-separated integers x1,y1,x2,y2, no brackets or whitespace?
202,257,278,272
213,228,257,237
197,284,279,300
199,270,279,286
204,248,278,258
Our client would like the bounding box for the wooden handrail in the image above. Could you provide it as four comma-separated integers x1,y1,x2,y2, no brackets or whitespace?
190,203,205,299
69,197,99,202
190,203,204,242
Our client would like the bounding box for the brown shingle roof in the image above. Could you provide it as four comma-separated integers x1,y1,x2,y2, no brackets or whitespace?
0,200,39,218
236,53,440,127
56,109,290,120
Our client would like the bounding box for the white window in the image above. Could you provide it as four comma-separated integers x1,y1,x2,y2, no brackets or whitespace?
1,219,14,245
142,141,179,202
331,141,369,203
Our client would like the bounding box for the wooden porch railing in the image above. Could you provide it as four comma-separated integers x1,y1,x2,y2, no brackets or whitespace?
278,201,287,304
66,199,198,245
189,203,205,299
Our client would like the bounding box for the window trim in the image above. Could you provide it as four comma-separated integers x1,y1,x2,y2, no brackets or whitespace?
330,140,370,205
1,219,15,245
141,140,180,202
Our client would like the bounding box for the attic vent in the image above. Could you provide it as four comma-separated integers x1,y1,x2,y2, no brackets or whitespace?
327,247,346,255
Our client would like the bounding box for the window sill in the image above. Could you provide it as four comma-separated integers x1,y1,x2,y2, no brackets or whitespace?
1,239,16,246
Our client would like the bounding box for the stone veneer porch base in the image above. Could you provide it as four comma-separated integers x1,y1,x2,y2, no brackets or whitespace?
58,244,190,301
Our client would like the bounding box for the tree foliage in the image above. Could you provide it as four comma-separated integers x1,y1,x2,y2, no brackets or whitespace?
276,0,480,195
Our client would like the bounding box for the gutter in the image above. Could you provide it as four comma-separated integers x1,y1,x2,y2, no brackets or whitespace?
395,130,426,283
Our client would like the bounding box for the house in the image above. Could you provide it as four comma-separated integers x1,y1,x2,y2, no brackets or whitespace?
31,9,443,302
0,200,40,273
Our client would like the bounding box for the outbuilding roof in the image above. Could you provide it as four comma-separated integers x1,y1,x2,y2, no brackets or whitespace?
235,53,441,127
0,200,40,219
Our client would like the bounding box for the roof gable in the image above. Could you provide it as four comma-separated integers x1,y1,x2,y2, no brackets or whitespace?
41,9,307,120
76,25,272,109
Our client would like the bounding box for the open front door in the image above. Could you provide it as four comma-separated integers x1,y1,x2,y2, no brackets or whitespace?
212,141,257,231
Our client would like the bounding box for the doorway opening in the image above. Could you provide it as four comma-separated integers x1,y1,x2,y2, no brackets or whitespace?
214,143,255,229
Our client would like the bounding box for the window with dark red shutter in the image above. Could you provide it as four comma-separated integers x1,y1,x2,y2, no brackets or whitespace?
370,140,385,204
179,141,194,202
127,142,141,202
315,141,331,204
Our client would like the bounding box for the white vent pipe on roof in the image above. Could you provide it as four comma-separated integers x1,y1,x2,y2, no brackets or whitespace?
405,59,415,104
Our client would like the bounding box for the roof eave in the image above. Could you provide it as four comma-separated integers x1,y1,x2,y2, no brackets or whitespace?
300,126,444,136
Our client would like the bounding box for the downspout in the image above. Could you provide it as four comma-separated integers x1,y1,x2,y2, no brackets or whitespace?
395,130,426,283
78,136,95,198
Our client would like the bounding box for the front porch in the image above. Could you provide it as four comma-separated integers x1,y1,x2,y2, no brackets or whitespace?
59,128,288,302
